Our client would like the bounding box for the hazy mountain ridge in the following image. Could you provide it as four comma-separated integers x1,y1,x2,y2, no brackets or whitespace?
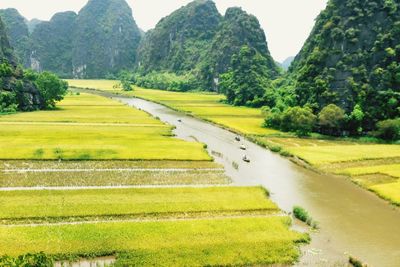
1,0,142,78
0,8,31,67
30,11,77,77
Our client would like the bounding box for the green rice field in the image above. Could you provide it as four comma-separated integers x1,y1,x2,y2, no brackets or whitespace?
0,187,278,222
0,217,308,266
66,79,400,206
0,93,210,161
0,86,308,265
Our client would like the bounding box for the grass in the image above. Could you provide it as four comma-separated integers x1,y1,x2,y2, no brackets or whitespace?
0,93,210,161
0,217,308,266
0,187,278,222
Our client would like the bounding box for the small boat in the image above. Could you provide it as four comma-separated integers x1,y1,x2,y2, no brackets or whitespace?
235,136,241,142
242,155,250,163
178,119,182,122
240,144,247,150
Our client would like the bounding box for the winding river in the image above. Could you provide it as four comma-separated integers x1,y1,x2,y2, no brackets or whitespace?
85,90,400,267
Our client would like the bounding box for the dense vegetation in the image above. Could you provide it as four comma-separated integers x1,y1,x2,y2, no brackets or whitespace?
2,0,400,138
137,0,221,76
0,17,67,112
135,1,279,93
200,7,279,90
268,0,400,136
72,0,142,78
0,17,42,112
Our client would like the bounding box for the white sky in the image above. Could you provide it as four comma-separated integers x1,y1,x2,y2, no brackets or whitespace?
0,0,328,62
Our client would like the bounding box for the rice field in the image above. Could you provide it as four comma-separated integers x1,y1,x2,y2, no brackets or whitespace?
0,217,308,265
66,79,400,206
258,136,400,205
0,93,210,161
334,164,400,205
0,169,229,187
67,80,276,135
286,145,400,165
0,85,309,265
0,187,279,223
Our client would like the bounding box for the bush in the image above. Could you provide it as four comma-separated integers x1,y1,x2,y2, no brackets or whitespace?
318,104,345,135
0,252,53,266
293,206,309,222
374,118,400,141
35,72,68,109
0,91,18,113
349,255,367,267
281,107,316,136
293,206,318,229
133,71,198,92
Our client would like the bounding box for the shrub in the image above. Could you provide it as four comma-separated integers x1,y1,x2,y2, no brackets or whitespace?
293,206,318,229
318,104,345,135
281,106,316,136
0,252,53,266
374,118,400,141
0,91,18,113
293,206,309,222
35,72,68,109
133,71,198,92
349,255,367,267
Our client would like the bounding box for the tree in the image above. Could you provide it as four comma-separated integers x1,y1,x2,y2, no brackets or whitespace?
0,91,17,113
374,118,400,141
318,104,345,135
219,45,273,106
348,104,365,135
35,72,68,109
121,78,133,91
281,106,316,136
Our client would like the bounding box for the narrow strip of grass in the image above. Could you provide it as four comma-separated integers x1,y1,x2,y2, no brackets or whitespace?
0,217,309,266
0,160,222,170
0,187,278,221
0,170,229,187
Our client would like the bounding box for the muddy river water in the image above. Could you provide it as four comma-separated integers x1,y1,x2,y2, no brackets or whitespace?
85,90,400,267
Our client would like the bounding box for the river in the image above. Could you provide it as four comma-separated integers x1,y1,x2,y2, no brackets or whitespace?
84,90,400,267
